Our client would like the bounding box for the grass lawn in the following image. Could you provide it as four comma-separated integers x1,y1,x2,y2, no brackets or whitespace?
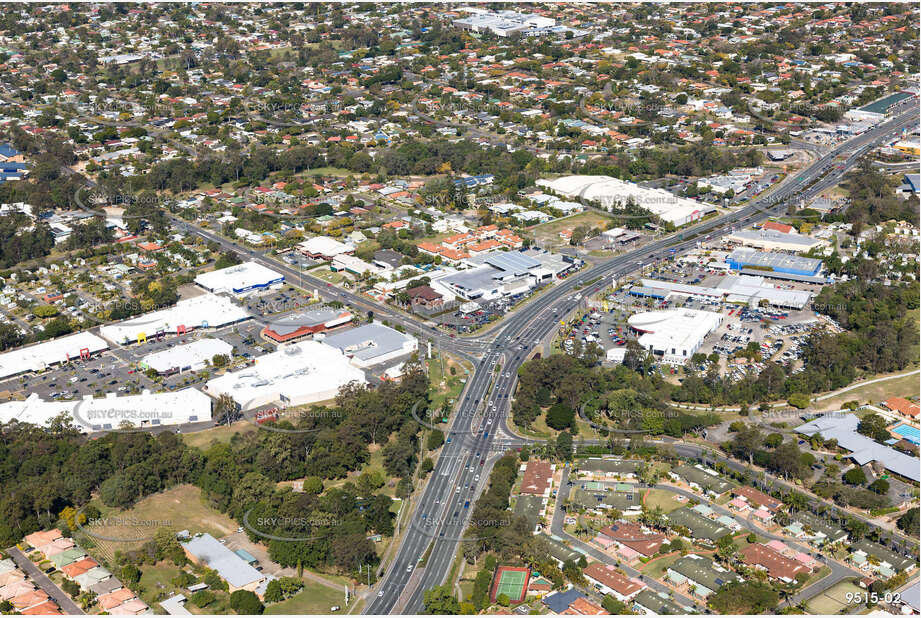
310,267,349,285
805,578,862,615
813,371,919,412
457,559,482,603
82,485,237,566
136,562,192,608
265,580,351,614
427,354,470,412
642,489,684,514
302,166,353,177
640,552,683,580
182,421,258,450
797,565,832,591
527,211,615,251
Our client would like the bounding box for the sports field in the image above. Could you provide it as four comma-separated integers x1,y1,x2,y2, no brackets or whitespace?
490,566,529,603
805,579,863,615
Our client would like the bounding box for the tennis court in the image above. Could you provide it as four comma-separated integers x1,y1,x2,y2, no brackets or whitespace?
490,566,530,603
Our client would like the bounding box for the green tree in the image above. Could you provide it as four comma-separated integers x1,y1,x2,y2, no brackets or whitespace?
263,580,283,603
545,403,575,430
229,590,264,615
710,581,779,614
189,590,216,608
787,393,810,409
897,508,919,536
302,476,323,494
868,479,889,494
843,467,867,486
857,414,890,442
121,564,141,585
427,429,445,450
555,431,574,461
423,585,460,614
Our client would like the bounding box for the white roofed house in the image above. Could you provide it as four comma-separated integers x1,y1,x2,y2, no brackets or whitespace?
297,236,353,260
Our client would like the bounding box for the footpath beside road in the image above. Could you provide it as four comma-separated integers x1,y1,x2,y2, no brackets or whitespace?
6,546,84,615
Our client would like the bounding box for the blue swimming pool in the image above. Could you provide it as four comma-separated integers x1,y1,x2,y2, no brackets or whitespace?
892,423,921,445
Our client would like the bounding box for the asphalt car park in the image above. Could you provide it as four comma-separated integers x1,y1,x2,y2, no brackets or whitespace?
440,290,540,333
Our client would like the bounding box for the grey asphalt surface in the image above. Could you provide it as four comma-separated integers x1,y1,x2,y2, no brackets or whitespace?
6,546,84,615
368,105,919,615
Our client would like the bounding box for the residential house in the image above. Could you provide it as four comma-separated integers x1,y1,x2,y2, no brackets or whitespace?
739,543,810,583
583,563,645,602
180,533,266,595
520,460,555,497
666,554,740,599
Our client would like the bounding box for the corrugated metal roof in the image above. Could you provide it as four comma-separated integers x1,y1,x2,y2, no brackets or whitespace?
795,413,920,482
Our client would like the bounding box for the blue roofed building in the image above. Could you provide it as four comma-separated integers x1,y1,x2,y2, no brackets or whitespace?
0,144,23,162
0,161,29,183
542,588,585,613
898,173,920,196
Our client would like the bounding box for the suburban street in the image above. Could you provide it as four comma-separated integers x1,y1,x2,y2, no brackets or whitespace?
6,547,85,615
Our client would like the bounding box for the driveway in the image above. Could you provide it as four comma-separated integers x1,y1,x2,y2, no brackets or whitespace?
6,546,84,615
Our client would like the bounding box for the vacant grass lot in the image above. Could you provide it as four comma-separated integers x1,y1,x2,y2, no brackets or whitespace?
642,489,684,514
181,421,258,450
528,211,615,251
428,354,471,412
640,551,683,580
265,580,351,614
82,485,237,565
813,371,919,412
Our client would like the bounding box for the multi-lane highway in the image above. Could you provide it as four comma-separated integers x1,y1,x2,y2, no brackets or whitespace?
366,105,918,614
57,94,917,614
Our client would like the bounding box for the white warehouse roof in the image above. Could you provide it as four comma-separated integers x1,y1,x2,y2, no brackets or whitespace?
323,323,418,368
638,275,813,309
99,294,250,345
298,236,353,258
0,331,109,380
194,261,285,295
0,388,212,432
141,338,234,374
204,340,366,410
628,308,723,359
536,176,715,226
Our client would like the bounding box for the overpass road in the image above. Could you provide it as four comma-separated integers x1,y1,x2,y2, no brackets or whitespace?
366,106,919,614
